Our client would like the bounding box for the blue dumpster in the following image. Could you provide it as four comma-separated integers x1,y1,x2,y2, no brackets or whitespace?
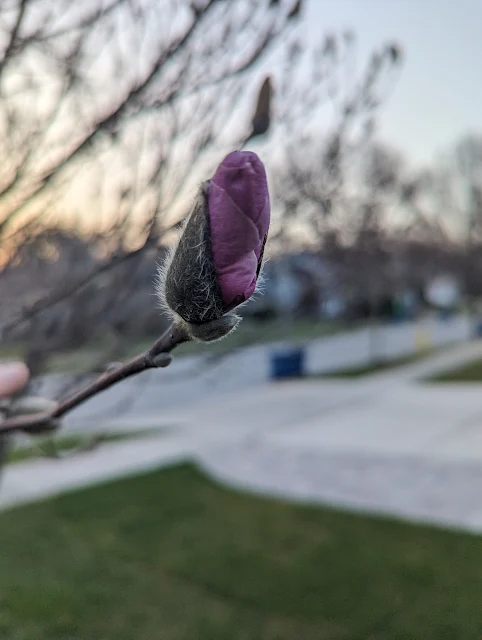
473,319,482,338
270,347,305,380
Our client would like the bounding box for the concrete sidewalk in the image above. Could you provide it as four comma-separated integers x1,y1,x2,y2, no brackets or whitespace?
4,338,482,534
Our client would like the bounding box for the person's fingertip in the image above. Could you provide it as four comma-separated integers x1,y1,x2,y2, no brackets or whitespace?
0,362,30,396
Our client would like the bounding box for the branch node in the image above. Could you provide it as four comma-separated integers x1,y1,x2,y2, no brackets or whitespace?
152,353,173,368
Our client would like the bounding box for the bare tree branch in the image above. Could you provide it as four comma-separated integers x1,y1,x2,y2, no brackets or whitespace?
0,0,27,75
1,322,189,434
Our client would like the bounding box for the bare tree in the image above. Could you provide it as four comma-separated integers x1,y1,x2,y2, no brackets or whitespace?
0,0,302,366
447,135,482,303
262,34,404,348
270,33,403,252
403,134,482,327
0,0,297,234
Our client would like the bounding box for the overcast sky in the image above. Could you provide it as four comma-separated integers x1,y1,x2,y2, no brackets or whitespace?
304,0,482,167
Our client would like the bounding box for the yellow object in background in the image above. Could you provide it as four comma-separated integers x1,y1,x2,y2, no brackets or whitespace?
414,326,432,352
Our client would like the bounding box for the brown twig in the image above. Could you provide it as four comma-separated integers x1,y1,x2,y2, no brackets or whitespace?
0,323,190,434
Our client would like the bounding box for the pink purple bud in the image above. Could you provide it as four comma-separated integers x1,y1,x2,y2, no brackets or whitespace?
208,151,270,311
159,151,270,341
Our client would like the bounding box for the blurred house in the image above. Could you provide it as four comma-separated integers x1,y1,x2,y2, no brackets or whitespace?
245,252,344,321
245,243,466,323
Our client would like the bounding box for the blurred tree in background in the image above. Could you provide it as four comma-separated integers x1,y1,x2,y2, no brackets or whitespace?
0,0,302,371
1,0,475,379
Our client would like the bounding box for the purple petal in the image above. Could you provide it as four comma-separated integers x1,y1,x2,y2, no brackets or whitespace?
208,151,270,309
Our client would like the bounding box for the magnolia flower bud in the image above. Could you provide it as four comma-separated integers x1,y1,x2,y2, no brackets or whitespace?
157,151,270,341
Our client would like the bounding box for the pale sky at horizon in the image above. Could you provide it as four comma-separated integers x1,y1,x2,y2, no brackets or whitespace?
305,0,482,167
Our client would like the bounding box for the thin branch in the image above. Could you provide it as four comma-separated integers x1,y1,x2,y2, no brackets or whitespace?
0,0,27,75
0,0,220,231
0,322,190,434
32,0,126,44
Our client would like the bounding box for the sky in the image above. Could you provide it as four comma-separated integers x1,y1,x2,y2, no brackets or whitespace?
305,0,482,167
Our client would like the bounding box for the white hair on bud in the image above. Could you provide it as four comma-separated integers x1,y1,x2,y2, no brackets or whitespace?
155,232,181,322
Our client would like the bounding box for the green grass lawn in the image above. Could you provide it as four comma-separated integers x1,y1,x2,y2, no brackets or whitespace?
427,357,482,382
1,463,482,639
